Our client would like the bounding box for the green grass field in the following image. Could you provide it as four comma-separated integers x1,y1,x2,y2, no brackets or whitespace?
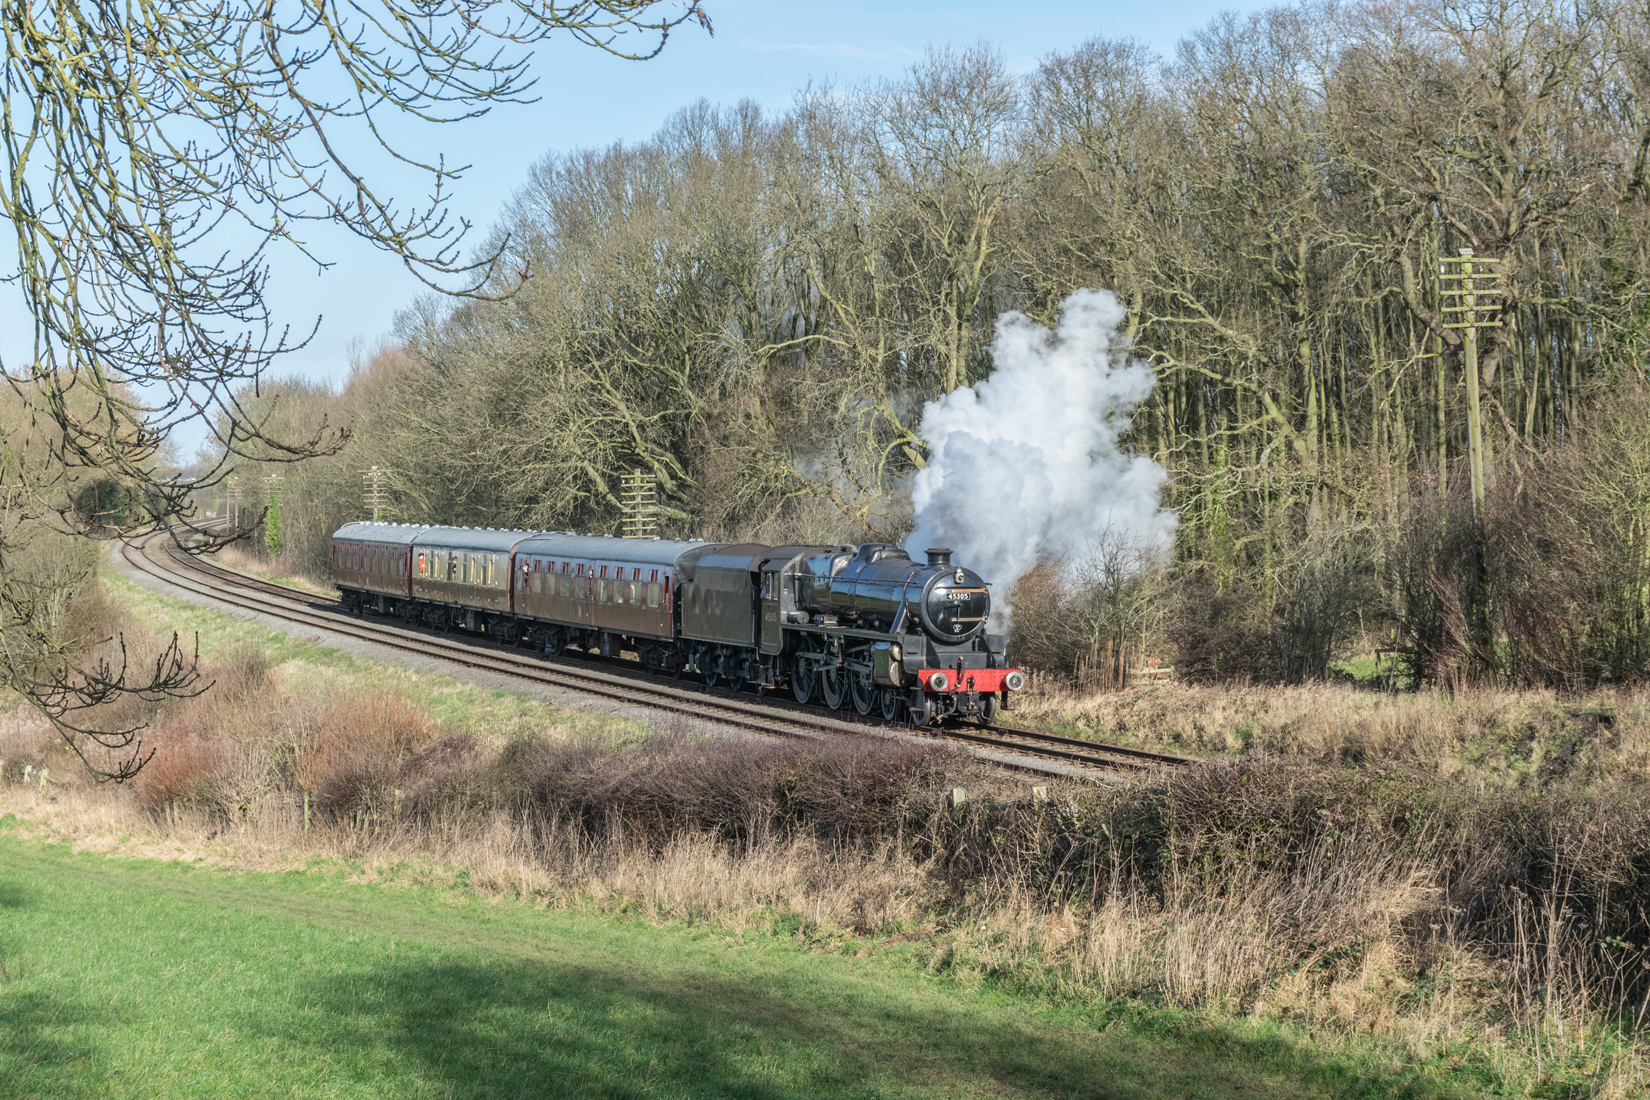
0,822,1490,1100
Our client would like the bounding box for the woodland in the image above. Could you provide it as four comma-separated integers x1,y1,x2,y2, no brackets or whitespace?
209,0,1650,691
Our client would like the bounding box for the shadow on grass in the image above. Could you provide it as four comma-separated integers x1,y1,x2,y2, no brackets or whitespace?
273,957,1477,1100
0,990,110,1100
0,880,37,909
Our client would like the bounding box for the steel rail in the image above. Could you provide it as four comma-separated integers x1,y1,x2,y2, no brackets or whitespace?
125,526,1189,775
976,723,1192,768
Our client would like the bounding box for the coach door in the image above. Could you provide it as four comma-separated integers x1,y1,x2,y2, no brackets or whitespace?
759,570,782,655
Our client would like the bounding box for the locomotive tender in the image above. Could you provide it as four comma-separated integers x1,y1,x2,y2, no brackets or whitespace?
331,523,1025,724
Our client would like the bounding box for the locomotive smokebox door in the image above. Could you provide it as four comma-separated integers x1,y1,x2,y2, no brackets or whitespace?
759,571,782,655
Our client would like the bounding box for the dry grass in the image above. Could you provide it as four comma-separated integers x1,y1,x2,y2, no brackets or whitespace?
212,541,334,596
1013,679,1650,781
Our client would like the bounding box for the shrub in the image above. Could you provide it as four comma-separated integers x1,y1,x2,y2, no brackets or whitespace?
1165,567,1274,683
509,731,954,848
1487,382,1650,686
292,687,436,818
136,733,227,809
1008,531,1169,685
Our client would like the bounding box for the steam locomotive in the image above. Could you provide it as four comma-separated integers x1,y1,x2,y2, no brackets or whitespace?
330,524,1025,725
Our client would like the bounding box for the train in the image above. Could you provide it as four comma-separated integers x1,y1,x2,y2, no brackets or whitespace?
330,523,1025,725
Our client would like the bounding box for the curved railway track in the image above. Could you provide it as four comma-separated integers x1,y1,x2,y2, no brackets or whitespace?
120,525,1192,777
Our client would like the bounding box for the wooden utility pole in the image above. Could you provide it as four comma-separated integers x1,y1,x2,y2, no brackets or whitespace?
620,469,657,539
1439,249,1503,520
1440,249,1503,660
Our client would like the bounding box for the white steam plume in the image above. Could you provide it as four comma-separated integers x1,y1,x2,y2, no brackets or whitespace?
903,289,1176,623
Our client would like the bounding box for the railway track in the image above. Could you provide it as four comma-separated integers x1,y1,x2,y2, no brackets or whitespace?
121,525,1192,777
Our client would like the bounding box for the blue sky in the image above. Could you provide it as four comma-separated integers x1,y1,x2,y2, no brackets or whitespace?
5,1,1275,459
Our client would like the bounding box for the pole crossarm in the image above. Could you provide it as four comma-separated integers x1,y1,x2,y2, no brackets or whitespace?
1440,257,1505,330
620,469,658,539
361,466,389,522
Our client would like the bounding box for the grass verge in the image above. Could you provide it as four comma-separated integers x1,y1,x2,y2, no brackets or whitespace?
100,564,633,740
0,824,1488,1100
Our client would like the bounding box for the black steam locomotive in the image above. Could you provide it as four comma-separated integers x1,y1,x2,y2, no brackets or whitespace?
331,524,1025,724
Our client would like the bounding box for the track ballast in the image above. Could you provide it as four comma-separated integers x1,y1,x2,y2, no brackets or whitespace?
120,526,1193,778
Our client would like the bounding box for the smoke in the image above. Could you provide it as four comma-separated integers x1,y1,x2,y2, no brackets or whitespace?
903,289,1176,624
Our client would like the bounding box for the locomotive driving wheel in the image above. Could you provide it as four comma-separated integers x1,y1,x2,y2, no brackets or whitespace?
849,669,875,716
820,668,847,710
879,688,900,721
790,660,816,703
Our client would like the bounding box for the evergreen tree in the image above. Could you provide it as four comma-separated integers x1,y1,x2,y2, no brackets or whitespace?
265,492,283,555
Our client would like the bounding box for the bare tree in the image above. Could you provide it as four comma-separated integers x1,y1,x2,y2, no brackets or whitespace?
0,0,709,778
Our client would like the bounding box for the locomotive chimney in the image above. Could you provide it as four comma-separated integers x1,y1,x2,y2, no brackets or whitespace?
925,547,953,566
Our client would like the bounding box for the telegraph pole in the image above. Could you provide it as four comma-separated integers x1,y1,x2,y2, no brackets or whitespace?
1439,248,1503,659
1439,249,1503,520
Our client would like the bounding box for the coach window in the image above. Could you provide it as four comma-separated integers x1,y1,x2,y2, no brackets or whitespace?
647,582,661,608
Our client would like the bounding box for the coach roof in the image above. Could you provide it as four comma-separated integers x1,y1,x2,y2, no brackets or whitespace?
332,522,433,546
406,526,536,553
515,532,729,574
